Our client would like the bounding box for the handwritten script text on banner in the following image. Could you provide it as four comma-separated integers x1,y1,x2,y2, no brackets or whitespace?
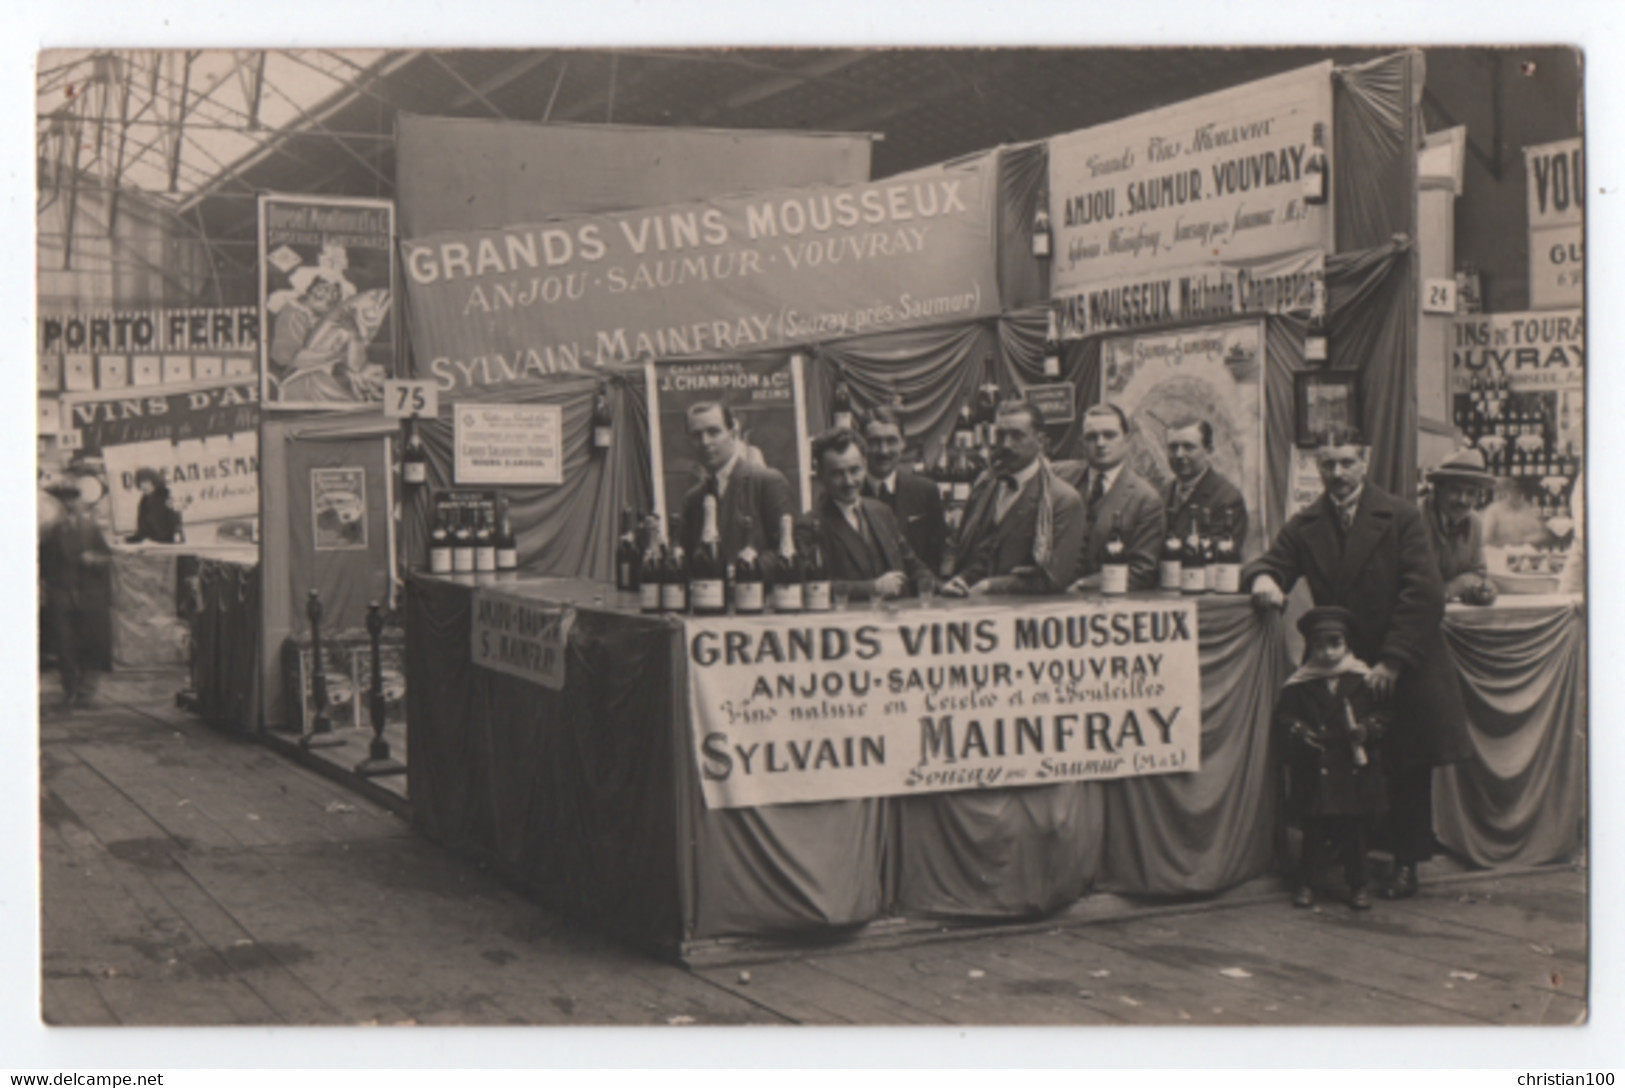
400,161,999,394
687,597,1202,809
1047,62,1333,296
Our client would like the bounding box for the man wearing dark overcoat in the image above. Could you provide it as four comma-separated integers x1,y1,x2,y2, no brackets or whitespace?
806,428,935,601
1243,430,1473,899
861,405,948,577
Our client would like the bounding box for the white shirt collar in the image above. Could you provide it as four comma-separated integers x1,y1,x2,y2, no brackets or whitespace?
1003,458,1042,491
1089,461,1124,495
875,471,899,494
835,497,864,532
1174,465,1209,501
712,450,742,496
1331,485,1364,517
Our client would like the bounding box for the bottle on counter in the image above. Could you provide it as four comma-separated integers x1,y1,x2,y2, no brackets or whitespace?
831,380,856,432
1100,514,1129,595
429,506,452,574
689,495,727,615
1042,308,1063,378
1200,508,1217,591
1302,122,1329,205
592,380,614,451
770,513,804,613
732,515,765,615
952,403,977,450
452,506,475,573
402,429,429,486
474,506,497,572
495,501,518,571
639,521,666,614
803,519,832,612
1158,523,1184,592
1181,509,1207,595
616,507,640,592
662,538,688,614
1213,511,1242,593
1031,198,1052,259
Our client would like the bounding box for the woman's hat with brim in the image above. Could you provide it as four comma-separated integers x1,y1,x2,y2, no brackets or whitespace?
1426,447,1495,489
1297,604,1359,642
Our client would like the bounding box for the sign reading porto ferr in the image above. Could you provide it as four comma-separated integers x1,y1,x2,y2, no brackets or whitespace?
1047,62,1333,300
687,597,1202,809
399,158,999,394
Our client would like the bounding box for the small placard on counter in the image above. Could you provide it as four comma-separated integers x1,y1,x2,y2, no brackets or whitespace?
471,589,575,691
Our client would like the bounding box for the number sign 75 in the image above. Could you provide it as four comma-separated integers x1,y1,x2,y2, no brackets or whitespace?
384,380,438,419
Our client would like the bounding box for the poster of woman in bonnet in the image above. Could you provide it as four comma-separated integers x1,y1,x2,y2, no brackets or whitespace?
266,262,392,405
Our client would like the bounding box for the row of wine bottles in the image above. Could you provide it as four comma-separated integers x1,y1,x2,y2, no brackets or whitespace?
1153,507,1244,596
427,504,518,574
625,501,837,615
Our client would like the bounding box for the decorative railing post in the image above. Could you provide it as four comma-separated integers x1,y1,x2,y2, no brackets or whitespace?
300,588,345,750
355,600,405,777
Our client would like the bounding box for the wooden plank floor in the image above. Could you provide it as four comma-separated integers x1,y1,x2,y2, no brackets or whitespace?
40,668,1588,1026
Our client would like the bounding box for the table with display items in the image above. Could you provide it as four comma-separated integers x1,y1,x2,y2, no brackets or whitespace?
404,574,1584,958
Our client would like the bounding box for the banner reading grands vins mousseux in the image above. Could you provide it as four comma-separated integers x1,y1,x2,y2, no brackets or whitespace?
687,596,1202,809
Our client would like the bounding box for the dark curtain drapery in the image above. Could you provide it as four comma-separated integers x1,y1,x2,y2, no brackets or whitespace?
192,556,260,738
1434,601,1586,868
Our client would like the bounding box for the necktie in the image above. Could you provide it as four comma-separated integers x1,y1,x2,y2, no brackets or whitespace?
1088,472,1106,510
1340,506,1354,532
1000,474,1019,492
878,482,893,505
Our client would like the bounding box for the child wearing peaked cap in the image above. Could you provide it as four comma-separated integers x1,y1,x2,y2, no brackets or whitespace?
1275,605,1390,910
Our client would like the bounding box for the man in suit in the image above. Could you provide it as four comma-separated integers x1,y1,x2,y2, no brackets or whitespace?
680,401,796,560
941,400,1084,597
1064,403,1164,592
1244,429,1473,900
862,405,948,576
1163,419,1249,547
806,429,934,601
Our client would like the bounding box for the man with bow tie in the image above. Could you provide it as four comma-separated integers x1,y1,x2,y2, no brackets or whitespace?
940,399,1084,597
861,405,947,577
1243,429,1472,901
1063,403,1164,592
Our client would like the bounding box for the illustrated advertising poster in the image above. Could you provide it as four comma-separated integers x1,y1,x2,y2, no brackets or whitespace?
1099,320,1266,558
311,467,369,551
646,354,810,527
259,194,397,409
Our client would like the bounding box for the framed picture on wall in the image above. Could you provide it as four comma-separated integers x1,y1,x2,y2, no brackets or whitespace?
1294,370,1361,447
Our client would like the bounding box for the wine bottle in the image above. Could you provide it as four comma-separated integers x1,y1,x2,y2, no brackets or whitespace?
1181,509,1207,594
402,429,429,486
952,403,976,450
592,380,614,450
1159,522,1183,592
452,507,475,574
1213,511,1242,593
639,522,665,613
1302,122,1328,205
662,540,688,613
1200,508,1217,591
770,513,804,613
615,507,640,591
1101,514,1129,595
831,380,856,432
803,520,832,612
733,515,765,614
1031,199,1052,259
495,501,518,571
689,495,726,615
950,446,972,504
973,360,1000,446
474,506,497,572
428,506,452,574
1042,309,1062,378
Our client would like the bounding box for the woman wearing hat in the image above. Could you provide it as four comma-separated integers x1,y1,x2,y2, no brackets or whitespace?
1422,447,1496,605
127,466,183,545
1275,605,1390,910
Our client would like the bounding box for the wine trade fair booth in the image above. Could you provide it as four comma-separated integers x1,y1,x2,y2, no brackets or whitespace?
377,52,1584,954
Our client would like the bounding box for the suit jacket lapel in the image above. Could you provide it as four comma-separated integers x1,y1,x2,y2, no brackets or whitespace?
865,501,905,573
822,497,873,579
1336,490,1388,597
1088,471,1131,555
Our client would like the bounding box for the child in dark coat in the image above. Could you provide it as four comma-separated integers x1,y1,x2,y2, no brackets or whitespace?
1275,606,1389,910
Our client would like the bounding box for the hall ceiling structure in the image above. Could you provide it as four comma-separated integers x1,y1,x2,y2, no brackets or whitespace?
38,46,1581,302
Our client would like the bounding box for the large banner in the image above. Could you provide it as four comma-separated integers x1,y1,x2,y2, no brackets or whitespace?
101,432,259,536
647,354,811,524
61,380,259,452
1100,321,1267,556
1524,138,1583,311
688,597,1202,809
1048,62,1333,299
400,158,1000,395
1451,309,1584,451
259,194,397,409
40,307,259,355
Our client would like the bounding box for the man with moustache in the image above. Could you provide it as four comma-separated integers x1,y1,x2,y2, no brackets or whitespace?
1244,429,1472,900
940,399,1084,597
1163,418,1249,548
806,428,934,601
679,401,797,560
861,405,948,576
1419,448,1497,604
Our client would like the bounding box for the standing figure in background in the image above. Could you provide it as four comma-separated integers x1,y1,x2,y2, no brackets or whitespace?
1419,448,1496,604
680,402,796,560
1064,403,1164,592
39,475,113,707
862,405,947,577
1274,606,1389,911
127,467,183,544
1162,418,1248,549
940,400,1083,597
1244,429,1472,900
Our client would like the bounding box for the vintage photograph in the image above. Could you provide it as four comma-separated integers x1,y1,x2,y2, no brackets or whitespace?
33,42,1587,1042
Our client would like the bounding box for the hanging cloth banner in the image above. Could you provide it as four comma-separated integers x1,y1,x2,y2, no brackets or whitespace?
1048,61,1333,297
62,379,260,452
400,157,1001,395
687,596,1202,809
1057,248,1325,339
1524,138,1584,311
